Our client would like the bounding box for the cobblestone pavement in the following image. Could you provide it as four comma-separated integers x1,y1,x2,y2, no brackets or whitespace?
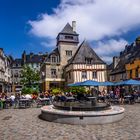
0,104,140,140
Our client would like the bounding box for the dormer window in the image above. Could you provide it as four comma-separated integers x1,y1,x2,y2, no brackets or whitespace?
65,36,73,40
66,50,72,56
51,56,56,63
85,57,92,64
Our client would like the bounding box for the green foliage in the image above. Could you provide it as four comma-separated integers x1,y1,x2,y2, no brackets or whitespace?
20,65,40,86
21,86,39,95
51,88,61,95
22,87,32,94
65,86,86,94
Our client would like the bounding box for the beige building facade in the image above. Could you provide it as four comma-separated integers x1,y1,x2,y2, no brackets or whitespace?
41,22,107,91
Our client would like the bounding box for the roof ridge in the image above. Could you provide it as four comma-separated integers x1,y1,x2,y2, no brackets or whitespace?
60,23,77,34
68,40,85,63
68,40,105,64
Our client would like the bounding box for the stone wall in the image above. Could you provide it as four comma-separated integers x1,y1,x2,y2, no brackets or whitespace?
58,42,78,66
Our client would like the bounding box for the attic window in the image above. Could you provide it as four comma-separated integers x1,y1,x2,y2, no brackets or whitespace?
52,56,56,63
85,57,92,64
65,36,73,40
66,50,72,56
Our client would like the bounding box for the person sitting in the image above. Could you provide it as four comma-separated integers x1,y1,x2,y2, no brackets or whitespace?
98,92,105,102
77,92,88,101
39,93,44,99
60,93,67,102
130,92,135,104
25,94,32,100
109,90,115,99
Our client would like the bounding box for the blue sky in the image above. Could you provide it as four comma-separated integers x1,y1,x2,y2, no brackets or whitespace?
0,0,140,63
0,0,60,58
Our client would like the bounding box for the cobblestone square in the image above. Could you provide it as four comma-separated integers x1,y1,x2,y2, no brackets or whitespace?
0,104,140,140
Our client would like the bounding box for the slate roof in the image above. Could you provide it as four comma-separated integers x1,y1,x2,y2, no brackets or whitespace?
68,41,106,64
110,43,140,75
45,47,60,62
60,23,77,35
13,59,22,64
110,58,126,75
25,54,44,63
107,63,113,71
12,58,23,67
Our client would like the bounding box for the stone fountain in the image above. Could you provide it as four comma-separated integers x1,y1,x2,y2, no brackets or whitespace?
40,96,125,125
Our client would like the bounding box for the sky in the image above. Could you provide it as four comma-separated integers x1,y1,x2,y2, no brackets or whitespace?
0,0,140,63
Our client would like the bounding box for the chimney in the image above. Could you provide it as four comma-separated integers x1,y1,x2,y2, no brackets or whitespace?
113,56,119,69
72,21,76,32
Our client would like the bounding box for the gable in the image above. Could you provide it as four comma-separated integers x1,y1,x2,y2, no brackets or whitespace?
68,41,106,64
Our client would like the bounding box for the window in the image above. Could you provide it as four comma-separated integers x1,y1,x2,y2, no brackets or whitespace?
66,50,72,56
52,56,56,63
92,71,97,79
120,73,123,80
130,70,132,79
136,67,139,78
121,73,126,80
51,69,57,78
85,57,92,64
65,36,73,40
82,71,87,79
112,75,115,81
68,72,71,79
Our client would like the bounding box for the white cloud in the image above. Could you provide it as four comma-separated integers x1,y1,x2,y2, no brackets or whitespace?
40,40,56,48
28,0,140,62
94,39,128,63
29,0,140,41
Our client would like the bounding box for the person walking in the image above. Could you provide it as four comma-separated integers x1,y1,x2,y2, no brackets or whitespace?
119,86,125,104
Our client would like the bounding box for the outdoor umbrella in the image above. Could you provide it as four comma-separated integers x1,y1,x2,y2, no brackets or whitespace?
68,80,100,87
79,80,101,86
67,82,83,87
100,81,114,86
115,81,125,86
123,79,140,85
115,79,140,86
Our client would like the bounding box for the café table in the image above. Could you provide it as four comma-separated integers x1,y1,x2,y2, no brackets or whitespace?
19,98,31,108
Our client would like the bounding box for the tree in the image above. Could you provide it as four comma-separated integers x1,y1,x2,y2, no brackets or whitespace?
21,65,40,87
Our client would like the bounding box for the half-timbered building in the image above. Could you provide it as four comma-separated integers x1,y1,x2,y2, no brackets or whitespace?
65,41,107,84
41,21,107,91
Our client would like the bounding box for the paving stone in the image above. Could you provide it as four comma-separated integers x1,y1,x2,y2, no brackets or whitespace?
0,105,140,140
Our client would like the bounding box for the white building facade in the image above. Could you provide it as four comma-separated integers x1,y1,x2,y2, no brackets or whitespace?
0,48,12,92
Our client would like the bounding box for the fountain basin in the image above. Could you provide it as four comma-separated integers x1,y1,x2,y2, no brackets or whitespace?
41,105,125,125
53,101,111,111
